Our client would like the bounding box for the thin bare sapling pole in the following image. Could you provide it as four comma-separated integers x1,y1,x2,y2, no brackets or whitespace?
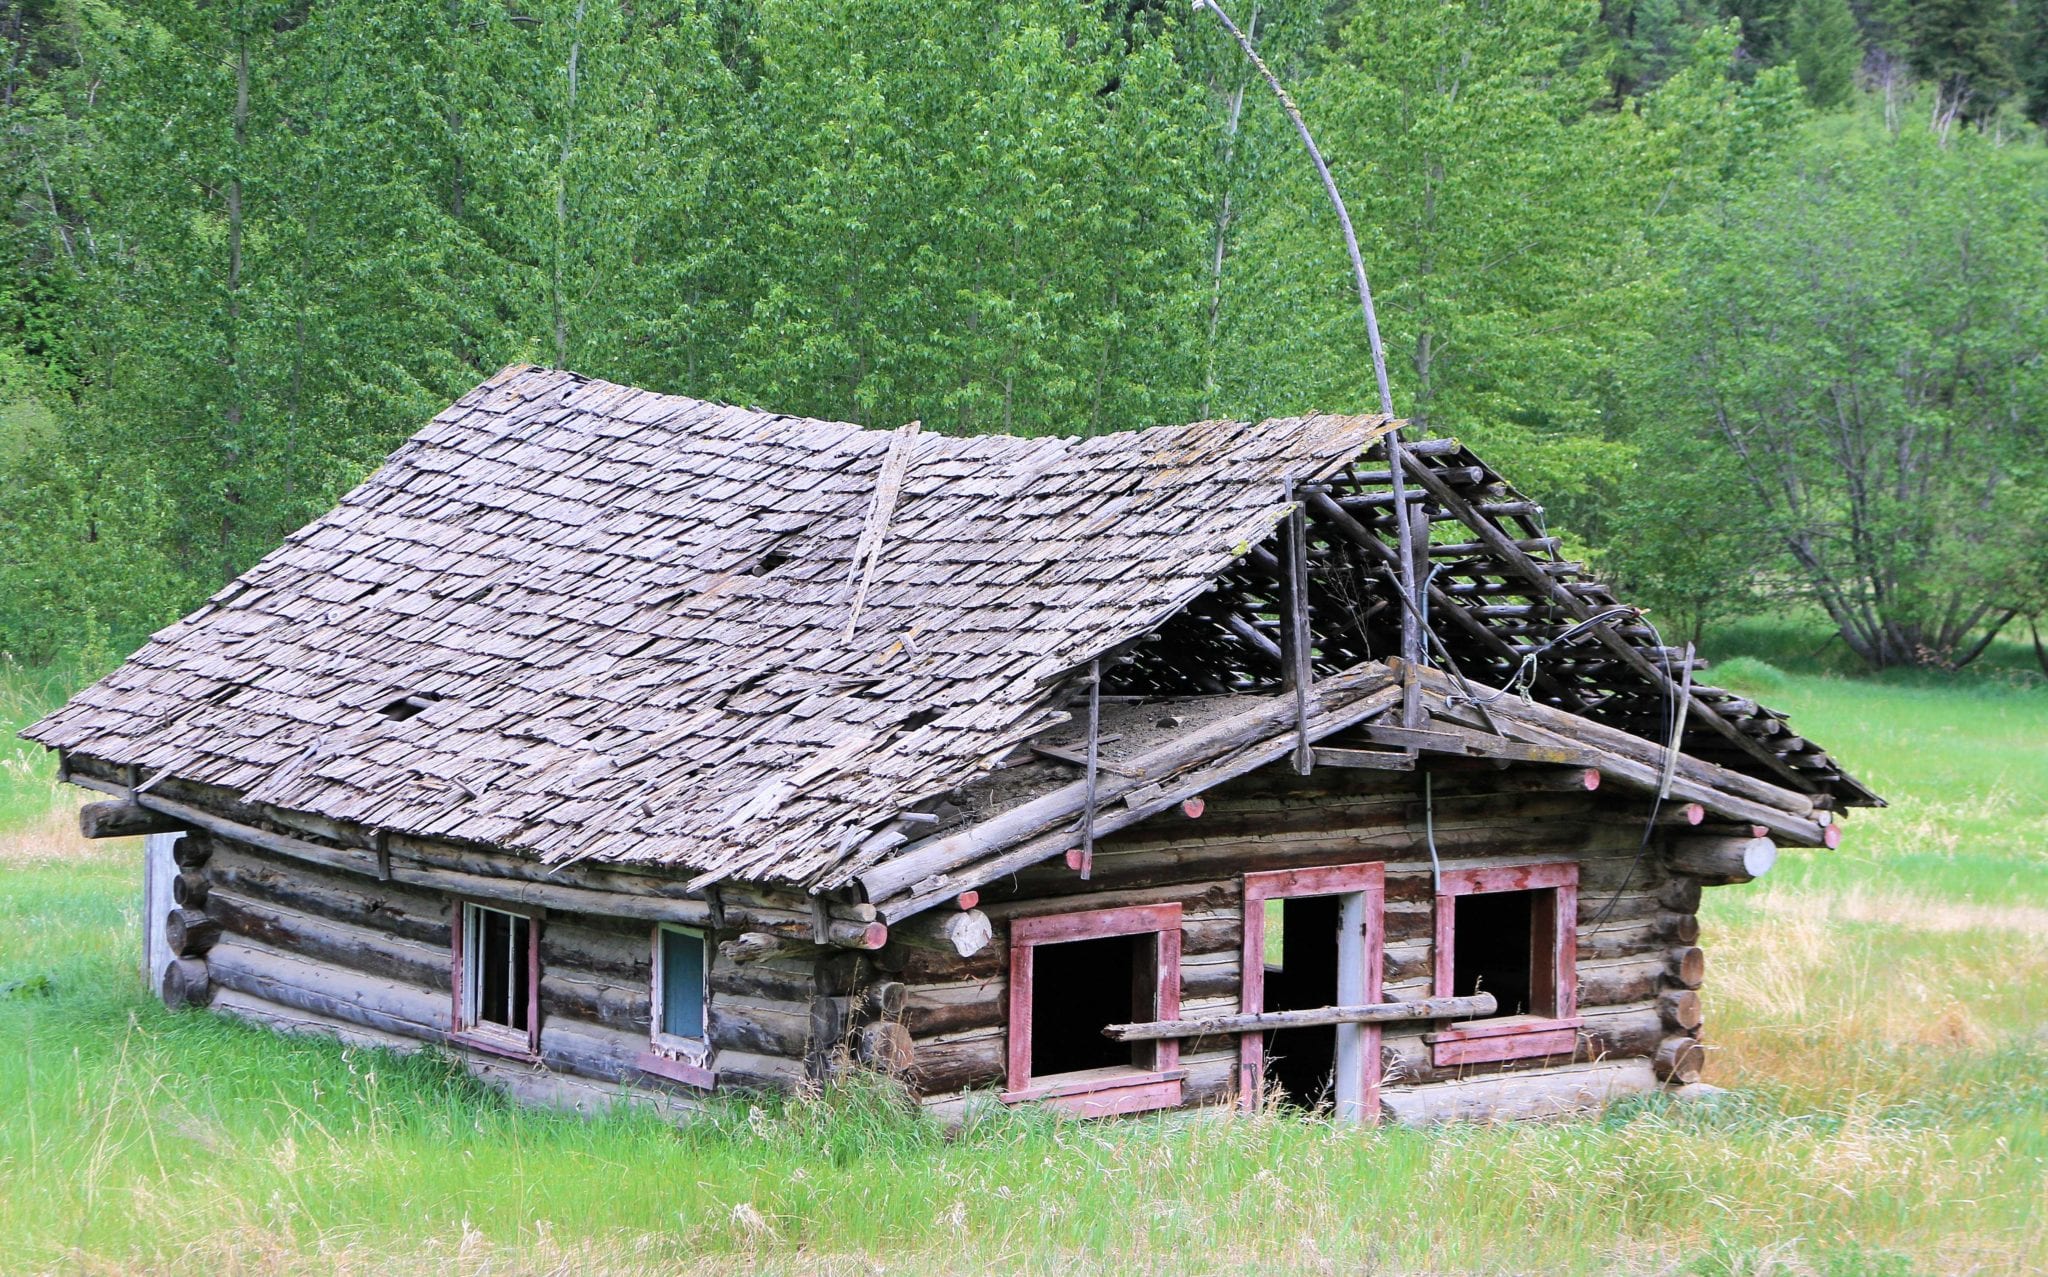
1193,0,1424,725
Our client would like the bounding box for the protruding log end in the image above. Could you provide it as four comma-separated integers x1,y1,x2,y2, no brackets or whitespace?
942,909,993,958
161,956,210,1010
867,980,909,1019
1655,801,1706,826
1668,945,1706,990
171,869,209,909
1579,768,1601,792
1658,988,1703,1032
165,907,221,957
78,800,183,840
1181,796,1206,819
1654,1035,1705,1084
857,1021,914,1073
954,891,980,911
171,835,213,869
1822,823,1843,849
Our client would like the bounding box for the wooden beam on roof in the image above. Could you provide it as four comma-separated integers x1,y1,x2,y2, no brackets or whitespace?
861,672,1404,919
1397,456,1819,794
1310,747,1415,770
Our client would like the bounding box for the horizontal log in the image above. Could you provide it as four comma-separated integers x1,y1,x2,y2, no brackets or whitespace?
207,845,451,947
1576,1005,1664,1059
1104,994,1496,1042
1575,958,1666,1007
172,834,213,869
79,799,183,840
205,889,450,991
1380,1059,1659,1124
207,936,448,1039
1666,836,1776,885
1669,946,1706,990
910,1030,1006,1094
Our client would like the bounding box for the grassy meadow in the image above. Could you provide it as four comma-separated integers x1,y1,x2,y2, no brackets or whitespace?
0,646,2043,1275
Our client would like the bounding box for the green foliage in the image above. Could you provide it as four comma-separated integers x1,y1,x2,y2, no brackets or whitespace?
1705,655,1790,695
1,0,2046,672
1786,0,1862,107
1622,104,2048,668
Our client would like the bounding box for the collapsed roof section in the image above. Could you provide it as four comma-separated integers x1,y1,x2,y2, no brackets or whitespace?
1104,435,1875,803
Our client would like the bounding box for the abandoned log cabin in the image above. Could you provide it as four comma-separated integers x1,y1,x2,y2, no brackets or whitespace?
25,364,1879,1123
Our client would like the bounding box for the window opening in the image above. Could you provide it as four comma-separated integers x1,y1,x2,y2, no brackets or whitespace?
461,902,532,1035
655,925,708,1046
1451,889,1541,1018
1029,932,1144,1077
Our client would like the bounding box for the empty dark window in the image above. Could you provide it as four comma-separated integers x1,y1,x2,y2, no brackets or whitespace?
1029,933,1141,1076
1451,889,1542,1018
746,548,793,576
1005,903,1183,1114
1431,864,1578,1066
460,902,535,1043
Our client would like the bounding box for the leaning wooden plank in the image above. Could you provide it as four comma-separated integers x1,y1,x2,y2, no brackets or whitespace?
1103,993,1495,1042
1379,1058,1660,1125
869,680,1406,920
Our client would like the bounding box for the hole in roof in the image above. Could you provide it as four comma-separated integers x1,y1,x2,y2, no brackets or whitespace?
746,548,794,576
899,708,944,732
378,692,443,721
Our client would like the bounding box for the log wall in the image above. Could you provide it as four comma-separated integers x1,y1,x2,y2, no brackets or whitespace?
875,759,1715,1117
179,830,821,1107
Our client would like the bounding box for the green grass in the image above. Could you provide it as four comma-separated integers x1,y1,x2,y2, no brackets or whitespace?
2,646,2045,1273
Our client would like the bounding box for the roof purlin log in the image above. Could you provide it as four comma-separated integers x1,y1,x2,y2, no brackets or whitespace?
860,668,1407,920
1396,454,1823,795
860,659,1835,923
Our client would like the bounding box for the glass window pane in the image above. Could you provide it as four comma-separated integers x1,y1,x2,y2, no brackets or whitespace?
662,930,705,1040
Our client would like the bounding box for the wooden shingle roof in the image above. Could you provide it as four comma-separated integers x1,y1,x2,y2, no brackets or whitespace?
27,366,1396,888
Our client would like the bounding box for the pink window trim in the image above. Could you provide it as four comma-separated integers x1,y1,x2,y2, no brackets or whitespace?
449,897,544,1060
1431,861,1579,1067
1004,902,1183,1113
1238,862,1386,1117
635,1051,717,1090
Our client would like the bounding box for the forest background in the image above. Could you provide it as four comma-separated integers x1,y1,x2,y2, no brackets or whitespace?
3,0,2047,679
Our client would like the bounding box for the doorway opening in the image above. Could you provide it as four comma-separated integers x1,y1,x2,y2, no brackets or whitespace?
1261,894,1340,1108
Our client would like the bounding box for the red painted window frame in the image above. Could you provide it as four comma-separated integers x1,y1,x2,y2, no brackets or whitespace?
450,898,544,1061
1238,862,1386,1117
1430,862,1580,1066
1003,902,1183,1116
